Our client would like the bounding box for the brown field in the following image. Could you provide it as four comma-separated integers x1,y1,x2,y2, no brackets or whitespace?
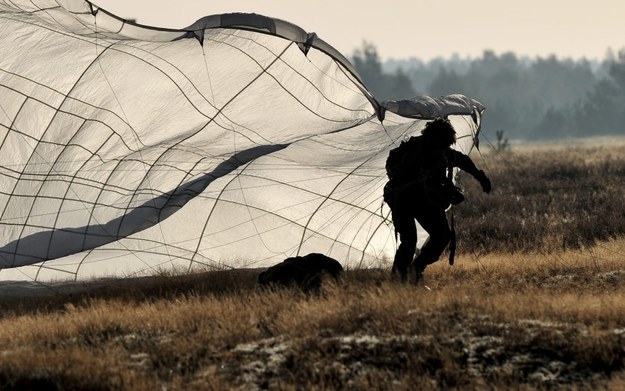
0,139,624,390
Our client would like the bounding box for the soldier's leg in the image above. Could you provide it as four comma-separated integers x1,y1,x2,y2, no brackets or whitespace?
391,210,417,281
412,207,451,280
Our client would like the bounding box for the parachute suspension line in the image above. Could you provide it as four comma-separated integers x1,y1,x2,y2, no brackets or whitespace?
473,132,502,181
378,119,404,243
380,121,396,145
225,45,292,257
0,102,91,271
470,134,534,272
201,45,216,106
221,52,276,255
296,149,377,257
226,117,265,255
93,21,140,148
327,176,391,266
471,139,522,270
187,41,312,268
377,118,415,230
466,250,495,278
472,132,574,271
229,131,290,256
234,160,285,256
0,101,152,281
377,121,398,226
92,16,174,272
590,242,625,267
0,103,55,284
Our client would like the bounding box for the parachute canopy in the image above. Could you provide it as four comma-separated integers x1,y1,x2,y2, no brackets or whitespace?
0,0,484,281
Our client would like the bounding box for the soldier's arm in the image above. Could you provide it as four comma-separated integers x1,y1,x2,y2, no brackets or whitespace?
446,150,480,177
446,150,491,193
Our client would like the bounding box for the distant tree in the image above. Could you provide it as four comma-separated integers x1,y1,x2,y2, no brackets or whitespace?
607,49,625,92
421,50,604,139
574,50,625,135
352,42,416,101
534,107,572,139
428,68,466,96
533,51,625,138
379,48,624,139
388,68,416,100
352,42,383,88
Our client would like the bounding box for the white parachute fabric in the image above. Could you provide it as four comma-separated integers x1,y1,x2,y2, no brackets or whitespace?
0,0,484,281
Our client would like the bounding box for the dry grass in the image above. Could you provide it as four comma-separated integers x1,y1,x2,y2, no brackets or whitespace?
0,140,624,390
456,138,625,252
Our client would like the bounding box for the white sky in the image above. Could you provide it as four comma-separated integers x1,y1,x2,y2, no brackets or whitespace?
95,1,625,61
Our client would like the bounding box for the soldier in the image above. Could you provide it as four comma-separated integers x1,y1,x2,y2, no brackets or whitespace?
384,118,491,283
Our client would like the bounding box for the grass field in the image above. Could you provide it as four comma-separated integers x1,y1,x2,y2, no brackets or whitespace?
0,139,624,390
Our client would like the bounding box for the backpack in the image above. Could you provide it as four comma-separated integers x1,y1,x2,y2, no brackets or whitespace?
384,136,465,208
385,137,417,181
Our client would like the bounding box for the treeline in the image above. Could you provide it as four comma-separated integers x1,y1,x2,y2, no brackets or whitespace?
352,43,625,140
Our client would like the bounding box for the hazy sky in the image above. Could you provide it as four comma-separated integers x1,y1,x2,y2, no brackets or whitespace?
95,1,625,61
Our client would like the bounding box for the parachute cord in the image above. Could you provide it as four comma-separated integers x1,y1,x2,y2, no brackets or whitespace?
0,93,86,281
0,100,161,284
378,121,395,247
381,121,395,144
201,45,216,106
91,16,174,272
0,16,166,282
380,118,422,147
590,241,625,267
467,248,495,279
475,132,511,183
377,120,391,224
0,104,59,285
472,132,574,271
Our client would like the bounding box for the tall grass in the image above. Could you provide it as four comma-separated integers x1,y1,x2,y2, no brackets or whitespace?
0,140,624,390
456,140,625,253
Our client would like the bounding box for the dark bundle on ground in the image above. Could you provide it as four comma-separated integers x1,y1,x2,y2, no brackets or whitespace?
258,253,343,292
